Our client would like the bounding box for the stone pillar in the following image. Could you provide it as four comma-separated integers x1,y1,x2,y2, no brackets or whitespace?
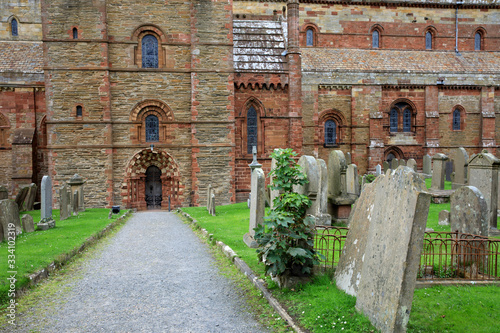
41,175,53,221
431,153,448,190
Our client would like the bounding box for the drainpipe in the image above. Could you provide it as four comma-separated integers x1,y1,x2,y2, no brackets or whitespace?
455,0,463,55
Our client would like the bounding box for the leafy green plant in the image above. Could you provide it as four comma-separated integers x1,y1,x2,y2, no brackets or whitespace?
254,148,321,278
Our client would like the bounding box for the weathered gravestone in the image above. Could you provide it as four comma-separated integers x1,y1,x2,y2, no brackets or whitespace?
450,186,488,236
423,154,432,175
41,176,53,220
14,185,29,211
243,167,265,248
0,199,22,242
382,161,389,173
431,153,448,190
360,175,367,192
438,210,450,226
346,164,360,196
68,174,85,212
59,184,71,221
346,152,352,165
375,164,382,176
269,151,280,209
327,150,356,224
207,184,212,211
72,190,79,216
390,158,399,170
468,152,500,235
335,166,430,333
24,183,37,211
0,186,8,200
21,214,35,233
398,159,406,167
452,148,468,189
445,160,454,182
407,158,417,172
209,193,216,216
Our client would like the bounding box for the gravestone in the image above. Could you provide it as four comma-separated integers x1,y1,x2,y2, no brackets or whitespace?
431,153,448,190
21,214,35,233
346,164,359,196
445,160,454,182
360,175,367,192
269,150,280,209
335,166,430,333
390,158,399,170
438,210,450,226
68,174,85,212
24,183,37,211
398,159,406,167
423,154,432,175
41,176,53,221
375,164,382,176
243,167,265,248
59,184,71,221
72,190,79,216
346,152,352,165
327,150,356,224
467,152,500,235
382,161,389,173
452,147,468,189
0,186,8,200
0,199,22,242
316,159,331,226
14,185,29,211
450,186,488,236
207,184,212,210
209,193,216,216
407,158,417,172
328,150,346,199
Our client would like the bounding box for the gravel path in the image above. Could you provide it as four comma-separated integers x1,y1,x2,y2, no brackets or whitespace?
8,212,269,333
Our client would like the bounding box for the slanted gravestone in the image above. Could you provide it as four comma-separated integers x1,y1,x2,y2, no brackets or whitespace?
41,176,53,221
450,186,488,236
423,154,432,175
14,185,29,211
445,160,454,182
431,153,448,190
382,161,389,173
0,199,22,242
243,168,265,248
24,183,37,211
0,186,8,200
59,184,71,221
438,210,450,226
21,214,35,233
375,164,382,176
390,158,399,170
452,147,468,189
407,158,417,172
346,164,359,196
467,152,500,235
335,166,430,333
346,152,352,165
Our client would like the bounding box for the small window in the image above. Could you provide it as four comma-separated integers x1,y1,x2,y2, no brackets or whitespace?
425,31,432,50
325,119,337,146
247,106,257,154
390,109,398,132
372,30,379,48
73,28,78,39
306,29,314,46
403,109,412,132
142,35,159,68
453,109,461,130
145,115,159,142
76,105,83,117
475,32,482,51
11,19,18,37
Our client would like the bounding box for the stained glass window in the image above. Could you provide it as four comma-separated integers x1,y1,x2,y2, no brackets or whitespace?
425,31,432,50
306,29,314,46
475,32,481,51
390,109,398,132
325,120,336,145
372,30,379,48
11,19,18,36
453,109,461,130
142,35,158,68
403,109,411,132
146,115,159,142
247,106,257,154
73,28,78,39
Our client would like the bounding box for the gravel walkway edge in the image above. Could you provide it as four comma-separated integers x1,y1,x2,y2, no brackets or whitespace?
178,209,306,333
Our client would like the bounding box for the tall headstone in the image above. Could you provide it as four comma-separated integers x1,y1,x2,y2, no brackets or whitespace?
450,186,488,236
0,199,22,242
59,184,70,221
327,150,356,224
346,164,359,196
0,186,8,200
375,164,382,176
243,167,265,248
423,154,432,175
41,175,53,221
24,183,37,211
335,166,430,333
328,150,346,199
452,147,468,189
382,161,389,173
68,174,85,212
316,159,331,226
346,152,352,165
407,158,417,172
390,158,399,170
431,153,448,190
206,184,212,210
72,190,79,216
445,160,454,182
209,193,216,216
468,152,500,234
269,149,280,209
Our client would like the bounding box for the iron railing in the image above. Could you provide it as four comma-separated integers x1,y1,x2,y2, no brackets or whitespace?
314,227,500,281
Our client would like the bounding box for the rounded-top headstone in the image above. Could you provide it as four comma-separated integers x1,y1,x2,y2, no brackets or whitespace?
68,174,85,186
450,186,488,236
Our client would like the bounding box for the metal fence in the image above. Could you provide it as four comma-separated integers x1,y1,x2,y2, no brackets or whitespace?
314,227,500,281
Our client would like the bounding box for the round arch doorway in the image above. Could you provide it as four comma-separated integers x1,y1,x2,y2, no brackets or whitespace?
145,165,162,209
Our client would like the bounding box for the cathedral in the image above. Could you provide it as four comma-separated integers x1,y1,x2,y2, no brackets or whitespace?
1,0,499,209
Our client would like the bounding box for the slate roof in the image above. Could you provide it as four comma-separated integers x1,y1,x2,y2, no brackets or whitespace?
302,48,500,74
0,42,43,74
233,20,287,72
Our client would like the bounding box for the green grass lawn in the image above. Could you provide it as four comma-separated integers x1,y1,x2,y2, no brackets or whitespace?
425,178,452,190
180,203,500,333
0,208,127,307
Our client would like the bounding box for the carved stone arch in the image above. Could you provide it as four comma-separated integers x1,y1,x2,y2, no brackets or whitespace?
450,104,466,131
370,24,384,48
388,99,417,133
131,25,167,68
240,97,264,156
132,24,168,43
319,109,346,147
389,98,417,114
301,23,319,47
122,149,183,210
473,27,486,50
8,15,20,37
0,112,11,147
130,100,174,143
384,146,405,162
424,26,438,49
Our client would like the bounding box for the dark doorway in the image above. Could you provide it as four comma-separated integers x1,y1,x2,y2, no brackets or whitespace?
145,165,162,209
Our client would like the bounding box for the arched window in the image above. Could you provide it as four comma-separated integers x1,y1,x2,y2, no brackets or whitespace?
11,19,18,36
247,106,258,154
453,109,461,130
475,32,482,51
142,35,159,68
306,29,314,46
76,105,83,117
325,120,337,146
425,31,433,50
403,109,412,132
372,30,380,48
390,109,398,132
145,115,159,142
73,28,78,39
